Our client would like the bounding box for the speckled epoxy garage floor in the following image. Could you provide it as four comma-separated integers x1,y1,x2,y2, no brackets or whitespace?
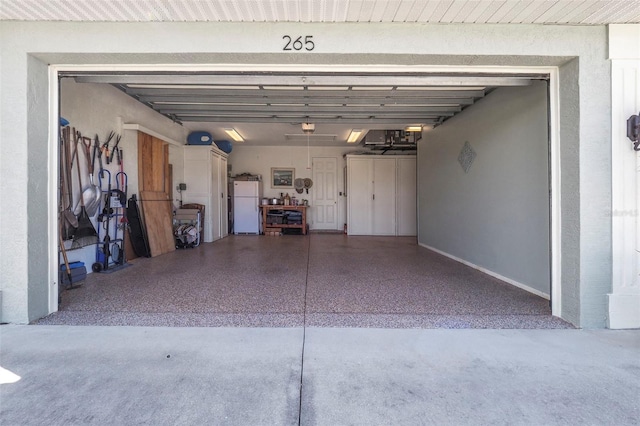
38,235,571,328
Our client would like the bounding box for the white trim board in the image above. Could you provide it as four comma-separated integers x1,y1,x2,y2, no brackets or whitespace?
122,123,183,147
419,242,551,300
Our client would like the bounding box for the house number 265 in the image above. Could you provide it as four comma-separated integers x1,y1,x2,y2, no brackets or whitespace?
282,35,315,51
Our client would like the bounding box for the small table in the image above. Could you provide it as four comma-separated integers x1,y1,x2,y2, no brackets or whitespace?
260,205,308,235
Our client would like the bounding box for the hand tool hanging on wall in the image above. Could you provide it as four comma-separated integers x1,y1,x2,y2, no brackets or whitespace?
95,134,102,172
59,221,75,289
101,131,115,165
60,125,78,239
71,132,98,249
109,134,121,164
81,136,101,217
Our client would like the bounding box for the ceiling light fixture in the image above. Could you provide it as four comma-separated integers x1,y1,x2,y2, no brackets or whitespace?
302,122,315,134
224,128,244,142
405,126,423,132
347,129,363,143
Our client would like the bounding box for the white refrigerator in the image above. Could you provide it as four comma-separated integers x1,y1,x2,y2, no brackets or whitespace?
233,181,262,234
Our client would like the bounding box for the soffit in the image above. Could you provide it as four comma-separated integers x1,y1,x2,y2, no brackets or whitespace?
2,0,639,24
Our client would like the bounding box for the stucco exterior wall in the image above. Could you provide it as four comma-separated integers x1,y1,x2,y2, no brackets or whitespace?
0,22,611,326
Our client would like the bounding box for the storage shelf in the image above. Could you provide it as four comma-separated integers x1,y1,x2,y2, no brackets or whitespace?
260,205,307,235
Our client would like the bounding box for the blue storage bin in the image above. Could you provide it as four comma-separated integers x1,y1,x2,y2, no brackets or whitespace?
187,131,213,145
214,139,233,154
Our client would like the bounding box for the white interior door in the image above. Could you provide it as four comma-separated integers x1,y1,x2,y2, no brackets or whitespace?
312,157,338,230
211,152,221,241
372,158,396,235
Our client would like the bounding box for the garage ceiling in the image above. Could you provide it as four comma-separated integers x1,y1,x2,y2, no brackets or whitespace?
67,72,541,146
2,0,639,24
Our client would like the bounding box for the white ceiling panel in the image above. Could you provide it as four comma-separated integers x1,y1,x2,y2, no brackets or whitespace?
1,1,637,25
509,1,544,23
533,0,572,23
440,0,468,23
257,0,274,21
488,1,522,23
368,0,391,22
430,0,456,22
406,0,430,21
459,0,493,23
345,0,365,21
392,0,416,22
473,1,506,23
585,0,636,23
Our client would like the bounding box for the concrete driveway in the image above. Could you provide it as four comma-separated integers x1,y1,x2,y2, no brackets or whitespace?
1,325,638,425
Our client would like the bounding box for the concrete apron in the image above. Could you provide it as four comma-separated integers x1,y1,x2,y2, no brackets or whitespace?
1,325,639,426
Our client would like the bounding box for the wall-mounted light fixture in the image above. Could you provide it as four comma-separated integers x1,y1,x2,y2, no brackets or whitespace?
347,129,363,143
224,128,244,142
405,126,423,132
627,112,640,151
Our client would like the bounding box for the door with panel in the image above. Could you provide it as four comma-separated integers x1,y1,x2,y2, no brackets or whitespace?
347,157,373,235
312,157,338,230
396,158,417,236
372,158,396,235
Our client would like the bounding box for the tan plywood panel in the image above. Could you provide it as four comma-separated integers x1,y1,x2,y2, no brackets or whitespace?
140,191,175,257
138,132,168,193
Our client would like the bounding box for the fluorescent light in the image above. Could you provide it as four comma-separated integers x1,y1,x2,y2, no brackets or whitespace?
405,126,423,132
347,129,363,143
224,128,244,142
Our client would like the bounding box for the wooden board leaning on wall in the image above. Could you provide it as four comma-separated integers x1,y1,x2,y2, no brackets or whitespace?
139,191,175,257
138,132,174,257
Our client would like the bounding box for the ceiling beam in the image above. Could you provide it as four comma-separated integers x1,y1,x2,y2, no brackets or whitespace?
153,105,461,113
139,95,477,105
175,116,441,124
125,87,487,98
75,74,533,86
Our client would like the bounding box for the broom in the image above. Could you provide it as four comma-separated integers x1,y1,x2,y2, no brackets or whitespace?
72,132,98,249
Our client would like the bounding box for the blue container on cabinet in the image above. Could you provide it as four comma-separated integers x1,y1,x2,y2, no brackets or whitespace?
214,139,233,154
187,131,213,145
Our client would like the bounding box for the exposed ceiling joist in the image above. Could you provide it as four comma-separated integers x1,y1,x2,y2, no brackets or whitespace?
124,88,487,99
75,74,534,87
176,116,442,125
138,96,477,106
153,105,462,114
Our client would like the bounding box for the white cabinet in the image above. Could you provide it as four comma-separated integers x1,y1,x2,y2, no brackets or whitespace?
372,158,397,235
347,155,416,236
183,146,228,243
396,158,417,236
220,156,228,237
347,158,373,235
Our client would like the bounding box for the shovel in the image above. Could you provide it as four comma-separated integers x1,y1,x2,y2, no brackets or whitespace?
61,126,78,238
72,140,98,249
80,135,101,217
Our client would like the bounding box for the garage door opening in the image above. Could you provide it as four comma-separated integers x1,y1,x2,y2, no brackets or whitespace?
44,66,565,328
